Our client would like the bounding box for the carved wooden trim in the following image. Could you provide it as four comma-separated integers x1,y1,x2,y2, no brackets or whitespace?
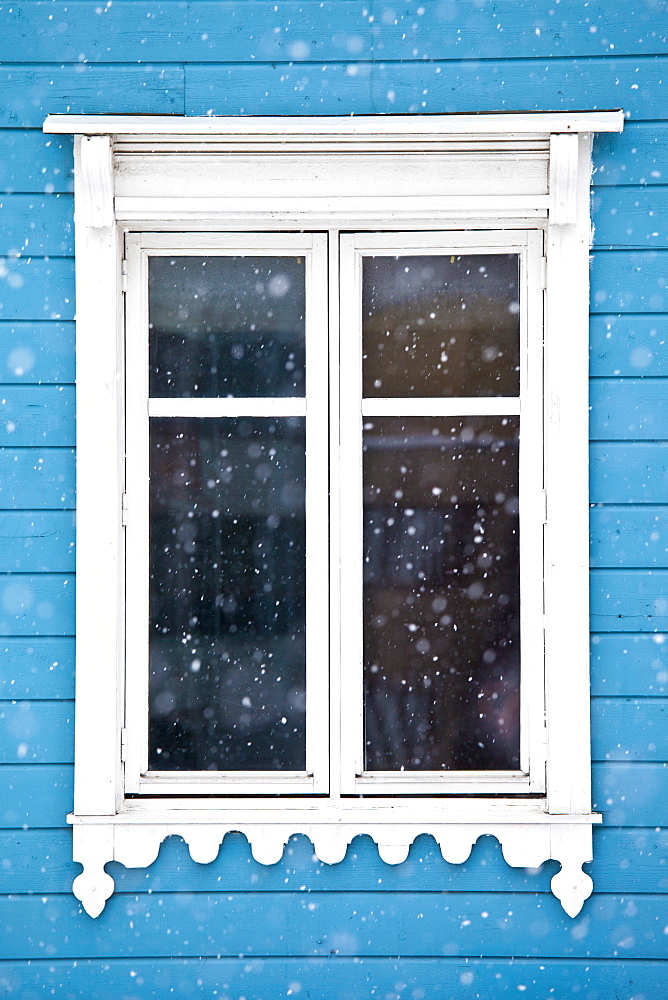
71,820,593,918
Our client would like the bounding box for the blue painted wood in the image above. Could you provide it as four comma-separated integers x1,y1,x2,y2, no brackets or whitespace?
590,698,667,762
590,506,668,568
591,633,668,696
0,511,75,572
185,56,668,119
1,889,666,959
590,378,668,439
0,574,74,636
590,316,668,377
0,322,75,384
0,130,73,195
591,568,668,632
0,700,73,764
1,957,668,1000
591,251,668,314
0,66,184,127
592,187,668,249
1,2,666,64
0,194,73,256
0,449,75,509
0,764,72,828
594,122,668,187
590,443,668,504
593,762,668,826
2,827,665,896
0,638,74,698
0,386,75,446
0,258,74,322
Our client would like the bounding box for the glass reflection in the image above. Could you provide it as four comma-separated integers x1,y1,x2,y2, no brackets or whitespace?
149,256,306,398
148,416,306,771
363,417,520,771
362,254,520,397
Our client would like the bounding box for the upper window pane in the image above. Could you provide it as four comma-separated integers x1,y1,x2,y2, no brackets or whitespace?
149,256,306,398
362,254,520,398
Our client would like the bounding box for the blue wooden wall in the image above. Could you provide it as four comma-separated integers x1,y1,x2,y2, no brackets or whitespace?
0,1,666,997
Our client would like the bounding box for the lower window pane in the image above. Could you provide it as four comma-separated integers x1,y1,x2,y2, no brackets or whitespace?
363,416,520,772
148,416,306,771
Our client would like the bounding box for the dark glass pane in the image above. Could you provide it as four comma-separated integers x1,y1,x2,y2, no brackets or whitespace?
363,416,520,771
148,416,306,771
149,256,306,397
362,254,520,397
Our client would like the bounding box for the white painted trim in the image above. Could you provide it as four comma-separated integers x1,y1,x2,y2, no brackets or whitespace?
70,817,594,919
44,111,624,136
61,111,611,917
361,398,521,417
148,398,307,418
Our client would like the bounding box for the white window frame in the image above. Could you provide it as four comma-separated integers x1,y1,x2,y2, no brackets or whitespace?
43,111,624,920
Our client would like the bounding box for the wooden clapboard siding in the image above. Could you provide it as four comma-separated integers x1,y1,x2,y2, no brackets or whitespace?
1,1,666,64
0,449,75,509
1,958,667,1000
0,194,73,256
1,890,666,960
0,322,75,384
591,634,667,696
0,0,665,994
590,506,668,567
0,512,75,573
0,638,75,698
590,315,668,377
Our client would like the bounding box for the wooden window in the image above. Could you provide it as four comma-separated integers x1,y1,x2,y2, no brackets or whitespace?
43,112,623,919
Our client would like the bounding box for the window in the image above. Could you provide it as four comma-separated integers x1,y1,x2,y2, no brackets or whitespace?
44,112,623,918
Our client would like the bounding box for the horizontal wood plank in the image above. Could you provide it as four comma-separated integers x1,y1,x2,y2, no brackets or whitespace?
0,194,73,256
0,322,75,384
591,633,668,697
0,511,75,572
592,186,668,250
590,506,668,569
0,67,184,127
589,378,668,440
1,957,668,999
0,258,74,322
0,700,73,764
593,762,668,826
590,568,668,632
0,386,75,447
0,573,74,636
593,121,668,188
0,764,72,828
0,130,73,194
2,826,666,896
0,638,74,698
589,315,668,377
1,2,667,64
0,889,666,960
590,251,668,314
590,698,667,762
0,448,75,509
590,442,668,504
184,57,666,120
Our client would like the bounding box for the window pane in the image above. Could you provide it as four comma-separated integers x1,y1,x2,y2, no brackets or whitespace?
149,256,306,397
148,416,306,771
363,416,520,771
362,254,520,397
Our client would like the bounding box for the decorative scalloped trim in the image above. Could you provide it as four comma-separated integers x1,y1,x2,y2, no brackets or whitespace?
71,820,593,918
